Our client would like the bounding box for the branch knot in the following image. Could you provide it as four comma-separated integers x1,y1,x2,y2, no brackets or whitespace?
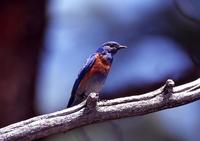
164,79,175,94
86,93,99,110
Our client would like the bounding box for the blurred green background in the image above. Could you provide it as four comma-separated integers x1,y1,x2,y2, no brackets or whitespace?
0,0,200,141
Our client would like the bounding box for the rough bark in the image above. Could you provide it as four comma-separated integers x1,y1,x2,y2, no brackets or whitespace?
0,78,200,141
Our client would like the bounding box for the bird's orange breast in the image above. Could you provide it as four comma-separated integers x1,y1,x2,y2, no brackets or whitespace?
90,54,111,75
79,54,111,89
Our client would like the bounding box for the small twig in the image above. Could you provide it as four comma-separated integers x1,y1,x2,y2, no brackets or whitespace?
0,78,200,141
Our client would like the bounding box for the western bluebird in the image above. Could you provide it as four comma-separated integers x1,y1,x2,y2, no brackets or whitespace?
67,41,127,108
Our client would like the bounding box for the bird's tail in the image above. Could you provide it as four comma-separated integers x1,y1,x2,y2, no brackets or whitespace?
67,95,75,108
67,93,86,108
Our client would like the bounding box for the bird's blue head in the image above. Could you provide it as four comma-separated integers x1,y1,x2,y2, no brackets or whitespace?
96,41,127,55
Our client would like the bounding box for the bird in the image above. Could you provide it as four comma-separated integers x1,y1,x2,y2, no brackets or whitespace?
67,41,127,108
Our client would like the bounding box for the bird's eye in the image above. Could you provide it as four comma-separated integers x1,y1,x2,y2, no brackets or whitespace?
109,44,115,48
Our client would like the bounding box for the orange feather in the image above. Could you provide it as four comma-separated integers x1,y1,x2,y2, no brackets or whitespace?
79,54,111,89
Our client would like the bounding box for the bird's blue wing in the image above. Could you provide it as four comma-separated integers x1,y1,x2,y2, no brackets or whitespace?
67,53,97,107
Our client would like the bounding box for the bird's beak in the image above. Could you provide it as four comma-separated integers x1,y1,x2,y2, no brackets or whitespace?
118,45,127,49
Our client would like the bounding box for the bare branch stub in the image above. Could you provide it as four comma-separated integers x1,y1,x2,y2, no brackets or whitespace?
86,93,99,110
162,79,175,102
164,79,175,94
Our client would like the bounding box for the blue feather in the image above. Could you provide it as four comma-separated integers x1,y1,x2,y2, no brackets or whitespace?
67,42,126,108
67,53,97,107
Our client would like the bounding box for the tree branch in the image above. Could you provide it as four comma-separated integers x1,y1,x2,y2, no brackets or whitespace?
1,78,200,141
